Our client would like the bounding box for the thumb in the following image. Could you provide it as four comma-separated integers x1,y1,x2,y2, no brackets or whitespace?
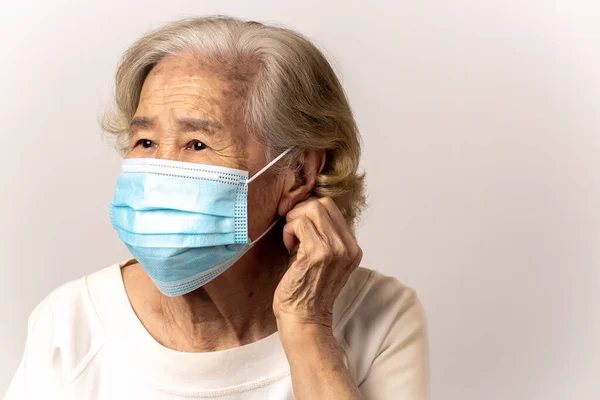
282,220,300,254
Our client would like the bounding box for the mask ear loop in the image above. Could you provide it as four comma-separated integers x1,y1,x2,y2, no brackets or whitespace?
246,147,293,184
246,147,293,244
249,217,282,245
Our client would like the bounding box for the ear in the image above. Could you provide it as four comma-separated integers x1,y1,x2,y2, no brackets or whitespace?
277,149,326,217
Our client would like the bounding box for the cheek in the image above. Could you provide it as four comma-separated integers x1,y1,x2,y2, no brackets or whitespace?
246,177,281,239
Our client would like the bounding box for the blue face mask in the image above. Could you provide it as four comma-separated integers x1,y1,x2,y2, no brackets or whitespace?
110,148,292,296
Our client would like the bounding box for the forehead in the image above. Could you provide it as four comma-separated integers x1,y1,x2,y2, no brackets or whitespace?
139,54,228,108
136,53,249,136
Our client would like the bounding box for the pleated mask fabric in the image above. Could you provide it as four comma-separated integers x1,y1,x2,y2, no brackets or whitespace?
110,149,291,296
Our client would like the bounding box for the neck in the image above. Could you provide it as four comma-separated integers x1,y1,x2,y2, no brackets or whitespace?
124,227,289,352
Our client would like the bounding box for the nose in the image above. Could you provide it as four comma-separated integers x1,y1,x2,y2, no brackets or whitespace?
155,137,181,161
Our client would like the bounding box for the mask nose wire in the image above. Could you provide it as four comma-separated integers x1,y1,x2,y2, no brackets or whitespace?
245,147,293,184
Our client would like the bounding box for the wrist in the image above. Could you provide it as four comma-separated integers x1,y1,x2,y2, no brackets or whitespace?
277,319,339,359
276,315,333,338
277,317,361,399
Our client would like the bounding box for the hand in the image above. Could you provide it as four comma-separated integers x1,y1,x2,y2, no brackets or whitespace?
273,197,363,333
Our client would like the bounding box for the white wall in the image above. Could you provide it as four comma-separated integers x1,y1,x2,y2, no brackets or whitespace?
0,1,598,399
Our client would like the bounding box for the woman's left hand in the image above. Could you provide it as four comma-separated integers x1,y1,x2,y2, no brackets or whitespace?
273,196,363,333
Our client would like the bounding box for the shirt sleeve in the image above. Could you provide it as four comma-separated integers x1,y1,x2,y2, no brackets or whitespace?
3,359,25,400
3,296,62,400
357,289,430,400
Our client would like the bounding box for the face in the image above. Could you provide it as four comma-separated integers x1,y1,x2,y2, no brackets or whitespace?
128,53,283,239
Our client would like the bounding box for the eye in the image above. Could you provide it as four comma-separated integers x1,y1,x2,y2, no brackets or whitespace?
187,140,206,151
134,139,156,149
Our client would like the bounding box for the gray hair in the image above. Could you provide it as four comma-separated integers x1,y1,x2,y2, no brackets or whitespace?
102,16,365,229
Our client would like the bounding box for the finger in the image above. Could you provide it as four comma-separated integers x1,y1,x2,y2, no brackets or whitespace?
317,197,362,263
282,216,323,253
286,199,330,235
283,218,308,251
285,198,346,255
285,196,320,223
315,197,351,241
288,197,350,245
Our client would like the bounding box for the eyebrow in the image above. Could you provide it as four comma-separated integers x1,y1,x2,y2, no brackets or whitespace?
129,116,156,130
129,116,223,132
177,117,223,132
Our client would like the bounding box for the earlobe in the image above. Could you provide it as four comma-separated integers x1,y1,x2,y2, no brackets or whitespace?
277,198,291,218
277,149,326,217
277,174,304,217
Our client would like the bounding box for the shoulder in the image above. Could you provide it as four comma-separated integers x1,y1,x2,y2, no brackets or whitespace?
333,267,429,385
22,264,120,384
28,265,116,336
333,267,425,330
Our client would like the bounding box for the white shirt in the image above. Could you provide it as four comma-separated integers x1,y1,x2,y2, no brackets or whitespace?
4,261,430,399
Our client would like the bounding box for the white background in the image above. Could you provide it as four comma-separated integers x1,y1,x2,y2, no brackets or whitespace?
0,1,598,399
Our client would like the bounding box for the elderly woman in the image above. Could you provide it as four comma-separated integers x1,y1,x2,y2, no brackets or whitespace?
5,16,429,400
